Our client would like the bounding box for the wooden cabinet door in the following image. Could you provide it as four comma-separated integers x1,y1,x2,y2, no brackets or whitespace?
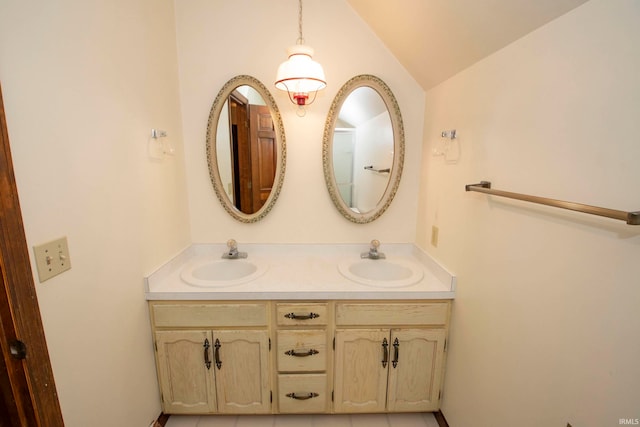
213,329,271,414
155,330,216,414
333,329,389,413
387,329,446,412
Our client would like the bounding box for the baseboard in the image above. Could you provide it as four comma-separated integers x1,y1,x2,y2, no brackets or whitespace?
155,411,444,426
153,413,170,427
435,410,450,427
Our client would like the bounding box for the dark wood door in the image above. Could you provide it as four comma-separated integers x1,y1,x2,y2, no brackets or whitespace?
0,84,64,426
228,94,252,214
248,105,276,211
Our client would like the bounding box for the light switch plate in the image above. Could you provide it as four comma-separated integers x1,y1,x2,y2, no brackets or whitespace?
33,237,71,282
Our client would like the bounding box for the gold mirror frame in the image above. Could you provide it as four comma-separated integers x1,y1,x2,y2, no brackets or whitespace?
322,75,405,223
206,75,286,223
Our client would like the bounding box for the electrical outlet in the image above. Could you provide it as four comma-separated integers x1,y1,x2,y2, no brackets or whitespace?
33,237,71,282
431,226,439,247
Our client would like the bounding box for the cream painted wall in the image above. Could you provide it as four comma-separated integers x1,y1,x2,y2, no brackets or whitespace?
5,0,636,425
0,1,190,426
175,0,425,243
417,1,640,426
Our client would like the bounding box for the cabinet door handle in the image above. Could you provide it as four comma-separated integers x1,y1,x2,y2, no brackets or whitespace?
286,392,319,400
284,312,320,320
214,338,222,370
284,349,319,357
382,337,389,368
203,338,211,370
392,337,399,368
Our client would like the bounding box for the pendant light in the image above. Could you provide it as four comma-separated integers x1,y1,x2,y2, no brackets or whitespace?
275,0,326,116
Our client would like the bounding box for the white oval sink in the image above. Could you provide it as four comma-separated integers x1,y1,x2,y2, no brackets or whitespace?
338,258,424,288
180,258,268,287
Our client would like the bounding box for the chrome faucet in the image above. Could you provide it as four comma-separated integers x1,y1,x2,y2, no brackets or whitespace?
361,239,385,260
221,239,247,259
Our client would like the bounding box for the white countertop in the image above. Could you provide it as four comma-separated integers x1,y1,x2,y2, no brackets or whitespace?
144,243,456,301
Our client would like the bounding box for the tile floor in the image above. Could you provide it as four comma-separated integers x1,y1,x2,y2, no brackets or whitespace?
165,413,439,427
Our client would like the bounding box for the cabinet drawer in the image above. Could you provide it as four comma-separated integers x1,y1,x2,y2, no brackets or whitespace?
277,330,327,372
278,374,327,413
276,303,328,326
335,302,449,326
151,302,268,327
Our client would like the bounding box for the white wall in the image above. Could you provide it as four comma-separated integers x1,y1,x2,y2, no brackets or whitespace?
353,112,394,212
175,0,425,244
417,1,640,426
6,0,636,425
216,100,233,199
0,1,190,425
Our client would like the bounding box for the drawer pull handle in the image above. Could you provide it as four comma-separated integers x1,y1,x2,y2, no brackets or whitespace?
382,337,389,368
203,338,211,370
214,338,222,370
285,349,319,357
284,312,320,320
392,337,399,368
286,392,319,400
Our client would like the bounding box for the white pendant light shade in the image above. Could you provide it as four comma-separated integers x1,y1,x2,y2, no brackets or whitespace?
275,0,326,112
275,44,326,105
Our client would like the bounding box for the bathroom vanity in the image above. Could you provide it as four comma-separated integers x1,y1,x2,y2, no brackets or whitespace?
145,243,455,415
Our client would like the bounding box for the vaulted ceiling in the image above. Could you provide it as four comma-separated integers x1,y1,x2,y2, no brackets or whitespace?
347,0,589,90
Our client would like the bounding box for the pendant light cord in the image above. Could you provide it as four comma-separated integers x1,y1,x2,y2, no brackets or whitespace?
297,0,305,45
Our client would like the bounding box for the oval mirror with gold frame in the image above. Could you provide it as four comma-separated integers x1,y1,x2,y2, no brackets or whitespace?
206,75,286,223
322,75,405,223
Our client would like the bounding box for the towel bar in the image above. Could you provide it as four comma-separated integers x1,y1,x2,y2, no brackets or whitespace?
364,165,390,173
465,181,639,225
